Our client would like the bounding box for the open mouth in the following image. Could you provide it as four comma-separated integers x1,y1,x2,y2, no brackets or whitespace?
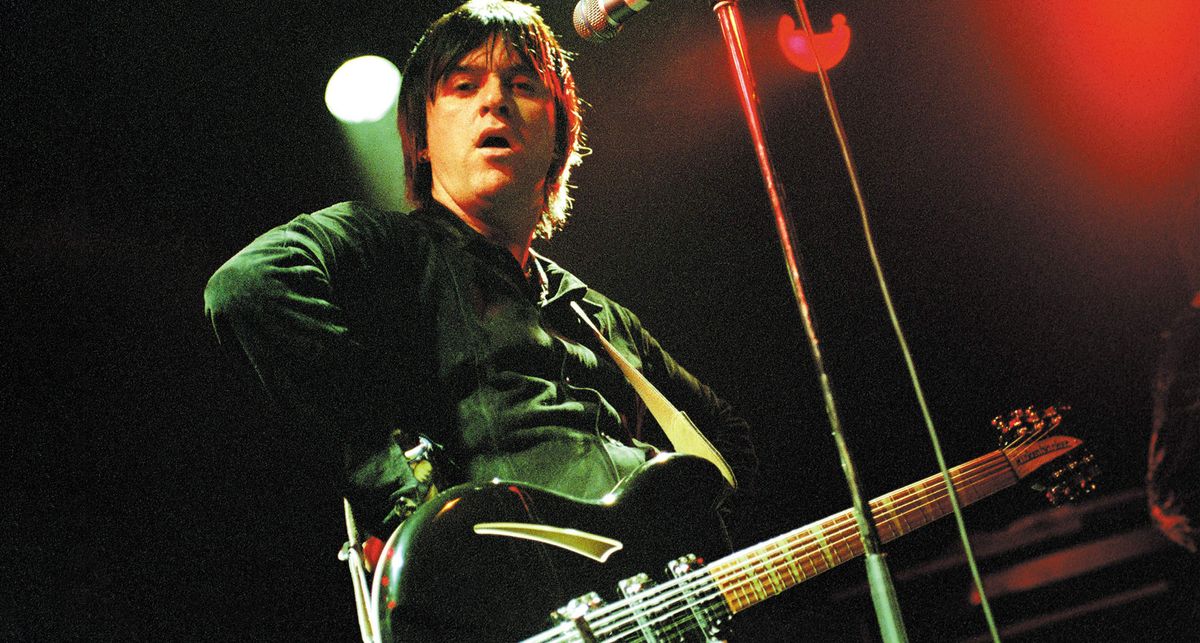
479,135,512,149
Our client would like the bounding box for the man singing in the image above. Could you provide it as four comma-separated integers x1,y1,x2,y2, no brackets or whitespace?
205,1,756,638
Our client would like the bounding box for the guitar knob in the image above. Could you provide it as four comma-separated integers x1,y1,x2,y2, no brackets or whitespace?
667,553,703,578
618,572,655,597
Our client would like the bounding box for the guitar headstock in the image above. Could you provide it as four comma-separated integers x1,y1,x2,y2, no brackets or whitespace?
992,404,1099,506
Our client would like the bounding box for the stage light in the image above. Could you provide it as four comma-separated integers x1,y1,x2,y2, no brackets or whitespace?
970,1,1200,200
325,55,402,124
326,55,409,211
778,13,851,72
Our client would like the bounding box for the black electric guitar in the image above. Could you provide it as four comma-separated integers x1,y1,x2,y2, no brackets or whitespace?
372,406,1097,642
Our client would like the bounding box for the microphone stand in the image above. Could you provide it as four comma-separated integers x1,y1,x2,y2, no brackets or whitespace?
709,2,909,641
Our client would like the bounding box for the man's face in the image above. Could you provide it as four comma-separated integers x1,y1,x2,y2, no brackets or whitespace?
424,38,557,232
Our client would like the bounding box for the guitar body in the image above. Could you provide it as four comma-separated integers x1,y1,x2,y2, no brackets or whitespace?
375,454,732,642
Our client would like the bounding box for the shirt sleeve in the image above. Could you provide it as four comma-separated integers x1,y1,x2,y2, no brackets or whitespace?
205,206,360,424
203,203,423,529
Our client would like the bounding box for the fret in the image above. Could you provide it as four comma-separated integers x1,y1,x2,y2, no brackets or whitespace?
893,480,915,527
792,535,819,580
779,534,805,585
793,534,819,578
912,478,937,525
841,518,866,560
873,493,903,541
826,516,855,562
905,480,946,534
740,554,767,601
763,538,788,589
894,497,913,533
730,556,754,608
809,523,837,570
753,542,782,597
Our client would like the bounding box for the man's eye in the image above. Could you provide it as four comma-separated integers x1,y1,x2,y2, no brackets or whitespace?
454,82,476,92
512,78,541,93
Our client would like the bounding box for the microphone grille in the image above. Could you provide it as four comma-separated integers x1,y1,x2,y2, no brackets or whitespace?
573,0,620,42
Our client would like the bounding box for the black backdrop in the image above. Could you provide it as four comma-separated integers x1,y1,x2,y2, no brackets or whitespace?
8,1,1190,639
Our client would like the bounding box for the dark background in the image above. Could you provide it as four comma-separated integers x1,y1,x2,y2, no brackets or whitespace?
8,1,1198,640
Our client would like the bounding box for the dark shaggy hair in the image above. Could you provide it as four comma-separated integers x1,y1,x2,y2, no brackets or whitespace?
397,0,585,239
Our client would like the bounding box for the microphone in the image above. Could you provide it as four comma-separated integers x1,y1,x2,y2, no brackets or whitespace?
573,0,652,42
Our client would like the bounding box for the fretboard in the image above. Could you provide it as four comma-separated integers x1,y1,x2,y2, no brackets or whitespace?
707,449,1017,613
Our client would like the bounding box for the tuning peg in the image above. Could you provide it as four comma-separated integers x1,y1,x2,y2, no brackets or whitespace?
1034,450,1099,505
994,404,1073,448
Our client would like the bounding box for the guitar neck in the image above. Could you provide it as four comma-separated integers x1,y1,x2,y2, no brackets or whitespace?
708,449,1017,613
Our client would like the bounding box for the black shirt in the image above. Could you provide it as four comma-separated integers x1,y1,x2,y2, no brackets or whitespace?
205,201,755,534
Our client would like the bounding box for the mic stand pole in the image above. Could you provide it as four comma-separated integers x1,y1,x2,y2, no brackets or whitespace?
709,2,909,641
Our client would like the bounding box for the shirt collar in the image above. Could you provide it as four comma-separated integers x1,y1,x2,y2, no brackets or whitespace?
418,203,599,313
419,201,489,251
529,249,601,316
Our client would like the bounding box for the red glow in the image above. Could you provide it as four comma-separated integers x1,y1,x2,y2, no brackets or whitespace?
778,14,851,72
971,1,1200,200
362,536,384,569
967,529,1162,604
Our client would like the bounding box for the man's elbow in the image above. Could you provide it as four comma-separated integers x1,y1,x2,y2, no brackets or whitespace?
204,254,266,331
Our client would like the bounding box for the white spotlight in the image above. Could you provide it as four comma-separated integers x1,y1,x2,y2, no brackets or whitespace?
325,55,401,124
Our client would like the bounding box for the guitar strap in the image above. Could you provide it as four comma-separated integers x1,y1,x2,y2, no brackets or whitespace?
570,301,737,489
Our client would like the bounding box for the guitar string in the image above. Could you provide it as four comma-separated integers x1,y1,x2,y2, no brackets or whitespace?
571,455,1018,642
573,426,1050,641
531,423,1065,642
701,459,1014,602
556,453,1018,641
998,415,1069,466
565,460,1013,643
600,422,1066,639
596,458,1017,642
593,410,1074,642
541,455,1017,643
691,420,1062,609
717,415,1069,586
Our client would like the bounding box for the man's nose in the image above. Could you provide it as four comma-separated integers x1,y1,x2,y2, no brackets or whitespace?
479,76,511,117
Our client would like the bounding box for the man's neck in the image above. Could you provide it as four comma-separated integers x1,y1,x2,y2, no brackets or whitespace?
432,182,544,267
454,208,535,267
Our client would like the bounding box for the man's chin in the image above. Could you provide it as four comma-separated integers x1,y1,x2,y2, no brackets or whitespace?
474,175,543,206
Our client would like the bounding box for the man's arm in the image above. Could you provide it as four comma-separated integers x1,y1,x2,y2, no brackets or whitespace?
204,203,425,530
205,210,359,426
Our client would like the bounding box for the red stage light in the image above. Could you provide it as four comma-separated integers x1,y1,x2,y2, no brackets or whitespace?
778,13,851,72
972,1,1200,201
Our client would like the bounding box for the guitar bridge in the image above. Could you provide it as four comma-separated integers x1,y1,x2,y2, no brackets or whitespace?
667,554,726,642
